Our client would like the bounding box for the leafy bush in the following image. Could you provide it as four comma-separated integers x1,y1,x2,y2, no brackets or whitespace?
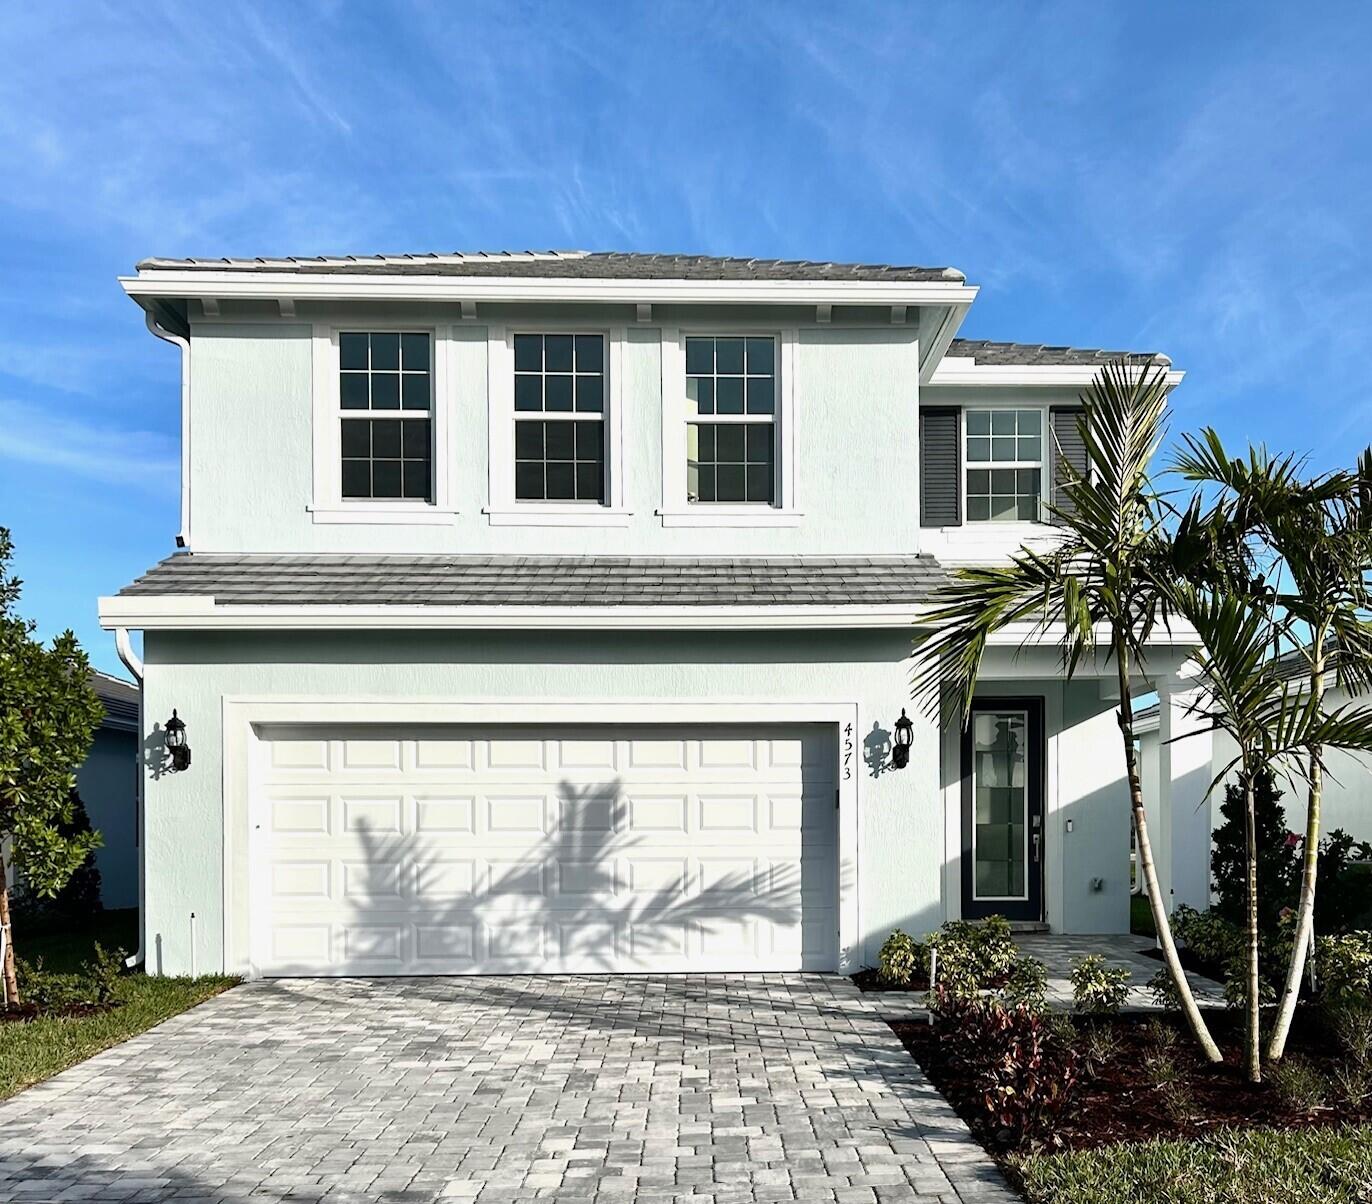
1315,831,1372,934
877,928,923,986
928,915,1018,996
1146,968,1185,1011
931,986,1080,1147
12,944,126,1013
1070,954,1130,1015
1171,904,1243,969
1316,931,1372,1007
1268,1055,1328,1111
1211,768,1297,934
1001,955,1049,1012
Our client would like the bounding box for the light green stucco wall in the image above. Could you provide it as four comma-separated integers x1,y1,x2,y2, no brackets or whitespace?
140,628,946,976
185,307,920,555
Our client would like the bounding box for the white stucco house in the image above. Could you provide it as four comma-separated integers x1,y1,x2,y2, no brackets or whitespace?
99,250,1208,979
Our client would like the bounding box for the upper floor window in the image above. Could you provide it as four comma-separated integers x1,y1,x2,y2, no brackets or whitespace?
513,333,605,503
339,331,432,501
965,408,1042,522
685,336,775,505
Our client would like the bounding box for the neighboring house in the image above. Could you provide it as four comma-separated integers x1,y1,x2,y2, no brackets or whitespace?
1140,650,1372,915
100,250,1205,979
78,671,140,910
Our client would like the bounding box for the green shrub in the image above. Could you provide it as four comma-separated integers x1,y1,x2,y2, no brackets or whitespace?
1316,931,1372,1007
1001,956,1049,1012
1171,904,1243,968
877,928,922,986
1070,954,1130,1015
928,915,1018,996
1269,1055,1328,1111
931,987,1080,1147
1146,967,1184,1011
1077,1020,1121,1077
13,944,126,1013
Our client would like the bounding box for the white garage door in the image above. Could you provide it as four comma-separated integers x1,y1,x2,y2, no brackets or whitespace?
251,724,838,975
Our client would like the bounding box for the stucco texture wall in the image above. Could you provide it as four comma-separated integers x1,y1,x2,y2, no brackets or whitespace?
185,311,920,556
140,628,943,976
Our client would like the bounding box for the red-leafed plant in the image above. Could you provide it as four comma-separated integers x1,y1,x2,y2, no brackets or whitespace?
931,985,1082,1148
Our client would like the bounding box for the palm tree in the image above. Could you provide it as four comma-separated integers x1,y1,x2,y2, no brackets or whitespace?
1174,435,1372,1061
1160,576,1372,1081
912,359,1224,1063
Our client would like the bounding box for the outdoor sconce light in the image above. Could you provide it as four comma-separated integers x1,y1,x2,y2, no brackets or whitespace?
891,709,914,770
164,709,191,772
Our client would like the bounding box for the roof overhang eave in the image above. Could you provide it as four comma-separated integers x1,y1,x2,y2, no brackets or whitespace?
120,270,980,311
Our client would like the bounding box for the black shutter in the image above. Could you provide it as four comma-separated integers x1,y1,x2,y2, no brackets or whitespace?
920,407,962,527
1050,407,1087,523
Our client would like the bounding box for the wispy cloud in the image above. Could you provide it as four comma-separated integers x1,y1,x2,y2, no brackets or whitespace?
0,399,179,494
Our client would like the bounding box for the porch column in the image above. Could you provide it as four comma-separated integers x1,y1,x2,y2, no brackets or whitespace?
1156,684,1214,914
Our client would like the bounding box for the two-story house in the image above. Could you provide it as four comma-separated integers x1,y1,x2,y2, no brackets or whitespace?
100,251,1205,978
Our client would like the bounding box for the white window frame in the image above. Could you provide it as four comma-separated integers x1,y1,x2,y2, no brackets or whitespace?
962,404,1047,525
483,324,630,527
657,325,801,527
308,322,456,524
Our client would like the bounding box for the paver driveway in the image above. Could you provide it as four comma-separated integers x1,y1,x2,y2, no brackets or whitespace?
0,975,1015,1203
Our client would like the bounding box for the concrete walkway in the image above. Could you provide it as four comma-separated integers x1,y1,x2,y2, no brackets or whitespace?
0,975,1017,1203
1015,932,1226,1012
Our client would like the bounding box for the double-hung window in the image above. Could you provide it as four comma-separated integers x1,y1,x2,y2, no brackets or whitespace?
965,408,1042,522
339,331,432,501
513,333,606,503
685,335,776,505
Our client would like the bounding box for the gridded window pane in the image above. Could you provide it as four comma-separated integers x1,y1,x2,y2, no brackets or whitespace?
684,335,779,507
964,409,1042,522
341,417,431,501
338,334,431,503
510,333,607,504
972,711,1028,900
688,421,774,503
515,419,604,502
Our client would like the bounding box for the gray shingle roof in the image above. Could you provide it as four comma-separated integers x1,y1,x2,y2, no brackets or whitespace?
948,338,1169,367
135,250,965,284
117,554,946,608
90,669,138,731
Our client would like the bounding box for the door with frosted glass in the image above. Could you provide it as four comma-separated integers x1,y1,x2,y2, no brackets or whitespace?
960,699,1044,922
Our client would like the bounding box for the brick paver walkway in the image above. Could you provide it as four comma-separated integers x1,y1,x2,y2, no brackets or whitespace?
0,975,1015,1203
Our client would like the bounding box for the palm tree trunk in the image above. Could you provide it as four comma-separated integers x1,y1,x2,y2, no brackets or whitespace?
1268,636,1325,1061
0,853,19,1006
1244,768,1262,1082
1116,644,1223,1063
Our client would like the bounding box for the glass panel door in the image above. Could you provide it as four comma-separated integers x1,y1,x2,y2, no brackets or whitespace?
971,710,1028,901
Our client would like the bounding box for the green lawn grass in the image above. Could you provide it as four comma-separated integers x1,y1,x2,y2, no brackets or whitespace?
1130,892,1157,938
1013,1125,1372,1204
0,909,237,1101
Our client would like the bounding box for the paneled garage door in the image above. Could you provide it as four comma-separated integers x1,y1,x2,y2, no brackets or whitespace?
251,724,838,975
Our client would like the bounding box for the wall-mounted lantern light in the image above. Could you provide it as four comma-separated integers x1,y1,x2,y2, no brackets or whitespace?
164,709,191,772
891,709,914,770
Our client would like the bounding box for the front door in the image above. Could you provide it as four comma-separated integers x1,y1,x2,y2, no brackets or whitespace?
960,698,1044,922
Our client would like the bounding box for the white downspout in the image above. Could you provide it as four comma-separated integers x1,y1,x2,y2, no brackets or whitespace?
144,310,191,549
115,627,146,970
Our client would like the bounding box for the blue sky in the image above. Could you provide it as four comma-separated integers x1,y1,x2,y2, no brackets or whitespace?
2,2,1370,675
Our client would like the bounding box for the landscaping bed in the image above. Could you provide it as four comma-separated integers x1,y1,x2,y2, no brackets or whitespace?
893,1008,1372,1154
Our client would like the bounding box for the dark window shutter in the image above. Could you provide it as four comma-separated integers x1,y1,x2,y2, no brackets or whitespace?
920,407,961,527
1050,407,1087,523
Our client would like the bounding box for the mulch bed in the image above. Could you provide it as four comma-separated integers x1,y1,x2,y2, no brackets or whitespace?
891,1007,1372,1155
1,1001,118,1024
851,968,932,993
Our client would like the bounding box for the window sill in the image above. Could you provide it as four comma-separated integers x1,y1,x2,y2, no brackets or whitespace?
308,503,458,526
656,507,804,528
482,505,634,528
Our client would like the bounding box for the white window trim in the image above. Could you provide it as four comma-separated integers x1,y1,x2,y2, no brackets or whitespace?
309,322,455,522
657,326,802,528
961,404,1049,525
482,324,631,527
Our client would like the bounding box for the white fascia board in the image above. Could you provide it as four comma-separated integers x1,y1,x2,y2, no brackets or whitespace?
121,271,980,310
97,594,927,632
928,361,1185,389
917,302,974,384
979,619,1201,649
